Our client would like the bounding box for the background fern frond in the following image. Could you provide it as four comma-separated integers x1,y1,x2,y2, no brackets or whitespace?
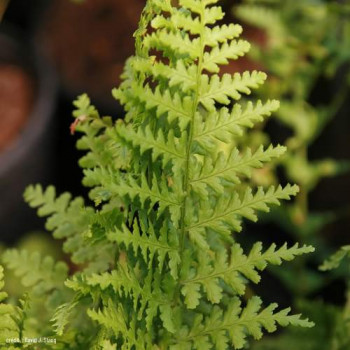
320,245,350,271
0,266,21,343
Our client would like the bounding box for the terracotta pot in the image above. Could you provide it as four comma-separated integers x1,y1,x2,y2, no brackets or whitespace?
0,27,57,243
37,0,144,114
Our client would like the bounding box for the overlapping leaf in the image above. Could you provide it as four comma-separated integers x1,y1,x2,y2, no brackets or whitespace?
173,297,313,350
190,144,286,196
199,71,267,111
107,219,180,279
181,243,314,308
86,268,175,333
186,184,299,247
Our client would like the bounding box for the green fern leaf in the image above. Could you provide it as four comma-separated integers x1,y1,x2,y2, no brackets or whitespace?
320,245,350,271
131,58,197,92
24,185,116,272
186,184,299,247
107,219,180,279
174,297,313,349
51,299,78,336
0,266,21,343
204,23,243,47
85,268,174,333
152,11,202,35
194,100,280,149
116,123,186,169
87,300,145,348
144,30,202,59
190,144,286,196
203,40,251,73
181,243,314,307
199,71,267,111
2,250,68,311
113,83,192,130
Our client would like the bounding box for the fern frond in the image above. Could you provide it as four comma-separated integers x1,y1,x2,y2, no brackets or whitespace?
194,100,280,149
24,185,115,271
97,340,117,350
86,268,175,333
131,58,197,92
107,219,180,279
2,250,68,305
113,83,192,130
73,94,120,171
101,173,182,224
181,243,314,308
51,299,79,336
319,245,350,271
199,71,267,111
144,30,202,59
186,184,299,247
0,266,21,343
190,144,286,196
24,185,89,239
180,0,207,15
116,123,186,169
18,0,314,346
204,23,243,47
203,5,225,24
203,40,251,73
87,300,147,349
152,11,202,35
173,297,313,350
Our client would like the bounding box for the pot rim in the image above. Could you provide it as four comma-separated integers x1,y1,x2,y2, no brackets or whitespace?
0,25,58,178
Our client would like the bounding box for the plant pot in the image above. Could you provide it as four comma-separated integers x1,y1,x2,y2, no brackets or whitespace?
1,0,49,33
36,0,144,114
0,27,57,243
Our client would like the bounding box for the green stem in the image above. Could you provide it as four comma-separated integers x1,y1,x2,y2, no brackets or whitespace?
179,10,205,257
176,5,205,307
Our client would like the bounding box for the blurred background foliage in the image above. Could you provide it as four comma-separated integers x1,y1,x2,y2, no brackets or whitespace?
234,0,350,296
232,0,350,348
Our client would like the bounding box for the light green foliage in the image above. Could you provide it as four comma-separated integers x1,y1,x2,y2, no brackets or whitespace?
180,243,313,308
235,0,350,298
234,1,350,347
24,185,117,273
320,246,350,272
250,300,350,350
319,246,350,349
0,266,21,343
2,250,68,298
0,0,315,348
235,0,350,190
253,247,350,350
0,251,74,344
171,296,311,350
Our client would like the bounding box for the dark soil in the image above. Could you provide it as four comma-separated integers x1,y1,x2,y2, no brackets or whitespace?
0,64,34,152
39,0,144,108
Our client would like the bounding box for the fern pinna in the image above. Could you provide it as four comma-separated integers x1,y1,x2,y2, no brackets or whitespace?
1,0,314,348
